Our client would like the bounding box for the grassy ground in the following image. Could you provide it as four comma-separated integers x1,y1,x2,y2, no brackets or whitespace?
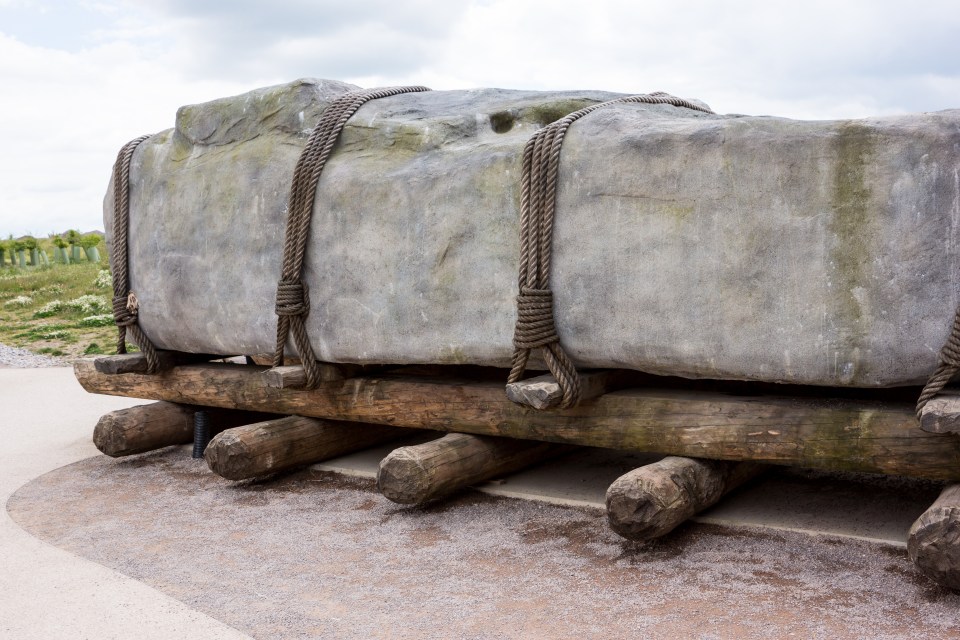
0,256,120,359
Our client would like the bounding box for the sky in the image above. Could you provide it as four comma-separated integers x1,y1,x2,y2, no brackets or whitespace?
1,0,959,237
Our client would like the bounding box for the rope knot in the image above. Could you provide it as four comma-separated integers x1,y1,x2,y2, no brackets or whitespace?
513,287,559,350
275,279,309,317
112,293,139,327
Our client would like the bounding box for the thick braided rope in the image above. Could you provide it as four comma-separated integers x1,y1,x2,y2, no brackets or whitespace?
508,92,714,409
917,305,960,417
274,86,431,388
110,135,160,373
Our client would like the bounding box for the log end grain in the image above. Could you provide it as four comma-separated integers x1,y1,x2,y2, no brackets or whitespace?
919,397,960,435
505,377,562,410
204,430,255,481
606,457,765,541
94,353,151,375
263,366,308,389
908,484,960,590
376,448,431,504
93,401,193,457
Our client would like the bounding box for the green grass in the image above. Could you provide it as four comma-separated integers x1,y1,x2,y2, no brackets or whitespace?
0,254,120,359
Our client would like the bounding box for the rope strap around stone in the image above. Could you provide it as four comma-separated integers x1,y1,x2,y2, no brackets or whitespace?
273,86,431,389
917,305,960,418
110,135,160,374
508,92,715,409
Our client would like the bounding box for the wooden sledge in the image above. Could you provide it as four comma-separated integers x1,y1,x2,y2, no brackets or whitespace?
77,355,960,590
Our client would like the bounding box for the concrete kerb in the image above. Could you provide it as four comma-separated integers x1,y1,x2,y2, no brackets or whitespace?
0,367,250,640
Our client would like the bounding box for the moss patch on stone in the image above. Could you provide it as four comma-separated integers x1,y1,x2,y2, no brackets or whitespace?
828,122,880,372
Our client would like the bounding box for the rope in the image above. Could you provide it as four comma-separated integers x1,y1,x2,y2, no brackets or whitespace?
917,305,960,417
274,86,431,388
110,135,160,373
508,92,714,409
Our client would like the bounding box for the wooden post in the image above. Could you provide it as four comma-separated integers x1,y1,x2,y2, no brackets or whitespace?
908,483,960,589
505,370,629,409
377,433,566,505
73,360,960,480
93,401,195,457
204,415,406,480
606,456,767,541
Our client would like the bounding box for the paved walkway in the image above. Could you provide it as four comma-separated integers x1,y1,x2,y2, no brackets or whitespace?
0,367,250,640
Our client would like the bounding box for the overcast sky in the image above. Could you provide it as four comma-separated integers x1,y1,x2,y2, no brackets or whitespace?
1,0,959,237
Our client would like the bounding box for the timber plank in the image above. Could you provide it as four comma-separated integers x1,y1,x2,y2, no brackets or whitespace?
919,396,960,434
505,370,630,409
73,359,960,480
263,363,364,389
94,351,218,374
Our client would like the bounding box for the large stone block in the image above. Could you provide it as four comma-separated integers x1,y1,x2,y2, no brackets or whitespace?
105,78,960,387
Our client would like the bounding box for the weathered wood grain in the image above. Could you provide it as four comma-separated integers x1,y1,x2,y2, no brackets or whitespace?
93,401,194,456
262,363,365,389
505,370,630,409
908,484,960,590
606,456,766,541
919,396,960,434
94,351,216,375
93,401,277,457
73,359,960,480
205,415,406,480
377,433,565,504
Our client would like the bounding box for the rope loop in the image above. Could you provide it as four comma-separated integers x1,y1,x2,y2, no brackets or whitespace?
110,134,161,373
112,294,138,327
917,304,960,417
275,279,309,317
507,91,714,409
273,86,431,384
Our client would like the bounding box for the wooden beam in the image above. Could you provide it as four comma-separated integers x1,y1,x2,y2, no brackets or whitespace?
73,359,960,480
93,350,216,375
93,401,194,457
505,370,629,409
377,433,565,504
204,415,407,480
908,484,960,590
262,362,362,389
606,456,766,541
919,396,960,434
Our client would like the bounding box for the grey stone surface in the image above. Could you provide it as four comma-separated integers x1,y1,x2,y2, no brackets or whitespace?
105,78,960,387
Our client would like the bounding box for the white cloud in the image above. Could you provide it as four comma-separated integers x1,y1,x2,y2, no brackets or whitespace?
0,0,959,236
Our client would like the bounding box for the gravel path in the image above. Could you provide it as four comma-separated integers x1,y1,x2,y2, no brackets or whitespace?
9,447,960,640
0,342,66,368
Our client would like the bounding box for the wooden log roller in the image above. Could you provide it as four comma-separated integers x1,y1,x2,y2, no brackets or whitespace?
377,432,567,505
205,416,407,481
606,456,766,541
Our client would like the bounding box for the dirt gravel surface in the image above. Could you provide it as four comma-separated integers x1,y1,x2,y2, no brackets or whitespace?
0,342,65,367
8,447,960,640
